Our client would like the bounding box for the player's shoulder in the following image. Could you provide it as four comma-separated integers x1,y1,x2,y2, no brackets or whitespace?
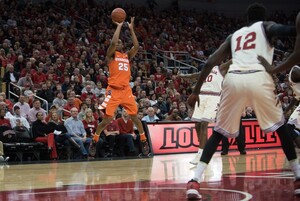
262,21,277,29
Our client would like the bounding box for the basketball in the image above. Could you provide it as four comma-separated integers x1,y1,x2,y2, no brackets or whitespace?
111,8,126,23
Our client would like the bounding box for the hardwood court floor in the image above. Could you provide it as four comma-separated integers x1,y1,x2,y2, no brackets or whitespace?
0,148,299,201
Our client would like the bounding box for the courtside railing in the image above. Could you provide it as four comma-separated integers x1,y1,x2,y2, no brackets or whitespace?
8,82,49,113
155,51,198,73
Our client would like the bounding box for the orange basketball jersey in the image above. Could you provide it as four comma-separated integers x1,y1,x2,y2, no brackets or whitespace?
108,51,131,88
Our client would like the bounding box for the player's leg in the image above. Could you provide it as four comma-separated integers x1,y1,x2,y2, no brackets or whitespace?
190,121,208,165
199,122,209,149
287,104,300,148
91,116,113,156
187,130,224,199
286,124,300,148
92,96,117,156
122,86,146,140
187,73,246,199
95,117,113,135
237,118,246,154
130,115,145,139
94,87,119,140
251,72,300,195
129,115,150,155
190,95,216,165
221,137,229,155
276,124,300,195
123,87,149,155
187,72,250,198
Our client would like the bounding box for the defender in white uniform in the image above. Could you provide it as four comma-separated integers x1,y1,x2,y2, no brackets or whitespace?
186,3,300,200
215,21,282,137
193,65,223,122
282,65,300,148
287,66,300,128
180,63,229,165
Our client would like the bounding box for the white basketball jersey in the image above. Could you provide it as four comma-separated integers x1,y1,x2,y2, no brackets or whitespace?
289,65,300,100
229,21,274,71
200,66,223,93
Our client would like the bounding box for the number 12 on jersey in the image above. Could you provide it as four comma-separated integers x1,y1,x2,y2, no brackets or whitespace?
235,32,256,52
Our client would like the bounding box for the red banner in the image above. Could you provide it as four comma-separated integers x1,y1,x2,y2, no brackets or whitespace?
145,120,281,155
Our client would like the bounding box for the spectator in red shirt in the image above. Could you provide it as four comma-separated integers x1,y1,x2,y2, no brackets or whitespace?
98,114,119,157
81,85,96,102
96,71,108,88
0,108,11,128
155,81,166,95
154,67,166,82
116,109,139,156
0,48,7,67
82,108,98,138
63,97,77,118
71,68,83,83
0,93,13,112
20,61,36,78
33,66,47,88
55,57,65,73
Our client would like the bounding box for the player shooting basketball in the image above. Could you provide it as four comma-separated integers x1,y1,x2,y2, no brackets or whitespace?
92,16,150,156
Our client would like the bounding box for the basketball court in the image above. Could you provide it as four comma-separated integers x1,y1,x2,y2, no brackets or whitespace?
0,148,298,200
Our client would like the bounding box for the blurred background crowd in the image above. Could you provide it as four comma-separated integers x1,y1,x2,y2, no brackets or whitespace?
0,0,298,159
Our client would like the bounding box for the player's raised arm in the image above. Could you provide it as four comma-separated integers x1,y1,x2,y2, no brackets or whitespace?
258,13,300,73
192,36,231,95
187,36,231,108
178,72,200,80
106,21,124,59
127,17,139,60
277,13,300,72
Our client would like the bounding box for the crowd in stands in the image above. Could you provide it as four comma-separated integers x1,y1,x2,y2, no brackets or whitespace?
0,0,298,160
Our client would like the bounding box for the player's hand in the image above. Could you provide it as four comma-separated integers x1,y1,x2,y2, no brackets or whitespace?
257,55,274,73
127,17,135,30
178,74,189,80
187,94,199,108
112,20,124,27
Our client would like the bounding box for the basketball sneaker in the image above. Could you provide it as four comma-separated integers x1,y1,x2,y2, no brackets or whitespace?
190,153,201,165
89,142,96,157
4,156,9,162
0,156,9,162
139,133,150,156
141,140,150,156
89,134,99,157
186,179,202,200
294,178,300,196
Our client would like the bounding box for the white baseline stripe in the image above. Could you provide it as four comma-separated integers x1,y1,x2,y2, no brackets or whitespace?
225,175,293,179
18,187,253,200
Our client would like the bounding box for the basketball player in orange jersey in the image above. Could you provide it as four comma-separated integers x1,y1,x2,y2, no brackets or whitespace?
92,17,149,155
185,3,300,199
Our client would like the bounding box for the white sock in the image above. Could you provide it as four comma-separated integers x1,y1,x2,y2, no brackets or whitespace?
290,159,300,179
192,161,207,182
198,148,203,154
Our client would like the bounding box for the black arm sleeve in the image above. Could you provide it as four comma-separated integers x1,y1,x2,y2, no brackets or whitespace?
267,23,296,37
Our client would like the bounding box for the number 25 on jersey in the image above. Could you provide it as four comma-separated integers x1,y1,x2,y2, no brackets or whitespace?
118,63,129,71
